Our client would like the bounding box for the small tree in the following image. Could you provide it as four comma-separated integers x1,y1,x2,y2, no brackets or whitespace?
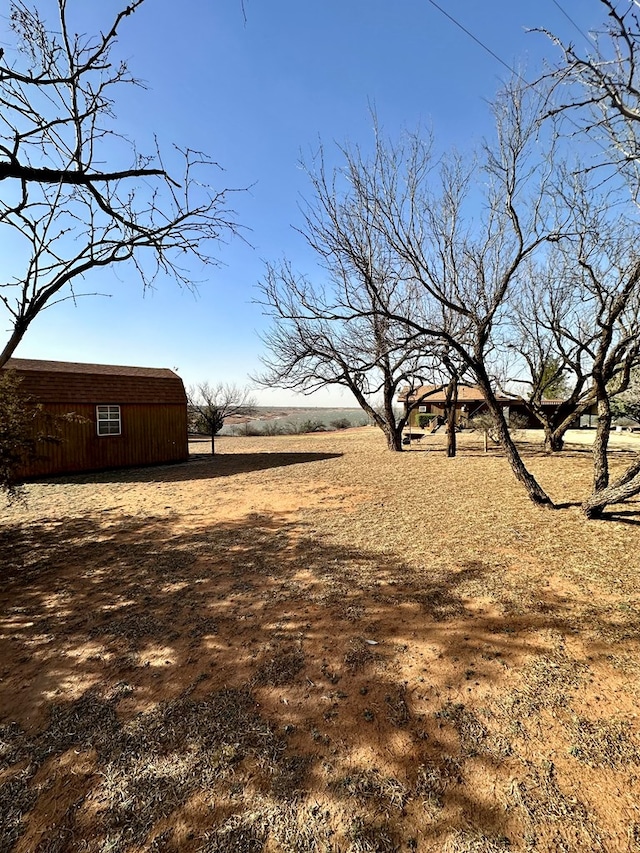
612,369,640,423
0,371,38,501
541,0,640,516
0,370,73,501
188,382,256,454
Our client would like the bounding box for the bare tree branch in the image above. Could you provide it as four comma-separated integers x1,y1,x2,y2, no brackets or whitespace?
0,0,242,367
187,382,256,454
537,0,640,514
536,0,640,202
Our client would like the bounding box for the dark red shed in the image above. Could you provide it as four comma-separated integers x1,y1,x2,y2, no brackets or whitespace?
4,358,188,477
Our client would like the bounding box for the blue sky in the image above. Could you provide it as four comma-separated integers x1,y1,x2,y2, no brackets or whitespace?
5,0,603,405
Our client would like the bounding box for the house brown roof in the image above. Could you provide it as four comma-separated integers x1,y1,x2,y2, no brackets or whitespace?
398,384,490,404
3,358,187,405
398,383,564,407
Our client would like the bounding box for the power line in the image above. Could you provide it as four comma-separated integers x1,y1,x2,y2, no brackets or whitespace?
424,0,594,88
424,0,518,78
423,0,616,161
549,0,593,48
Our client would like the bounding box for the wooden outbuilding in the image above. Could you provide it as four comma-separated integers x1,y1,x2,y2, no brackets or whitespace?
4,358,188,477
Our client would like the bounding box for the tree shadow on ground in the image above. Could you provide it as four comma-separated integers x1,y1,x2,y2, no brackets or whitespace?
597,506,640,526
520,443,639,460
27,451,343,486
1,510,637,852
554,495,640,523
405,436,638,463
400,438,595,459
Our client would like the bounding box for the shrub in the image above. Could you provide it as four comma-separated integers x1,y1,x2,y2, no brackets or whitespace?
469,411,528,443
330,417,352,430
0,370,87,503
0,371,73,502
418,414,433,430
298,419,327,434
0,372,36,501
261,420,284,436
508,412,529,438
191,411,223,436
469,412,500,444
231,422,263,437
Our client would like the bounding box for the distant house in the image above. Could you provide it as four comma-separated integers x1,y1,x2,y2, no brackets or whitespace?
4,358,188,477
397,383,570,429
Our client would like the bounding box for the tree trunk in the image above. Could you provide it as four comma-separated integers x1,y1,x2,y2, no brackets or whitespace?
211,433,216,455
353,377,404,451
582,457,640,518
543,427,565,452
592,396,612,493
382,377,403,451
384,425,403,451
446,418,457,457
445,377,458,458
474,368,553,506
528,395,595,454
497,413,553,505
0,321,28,369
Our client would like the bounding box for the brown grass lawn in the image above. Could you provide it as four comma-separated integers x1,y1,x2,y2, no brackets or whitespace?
2,427,640,853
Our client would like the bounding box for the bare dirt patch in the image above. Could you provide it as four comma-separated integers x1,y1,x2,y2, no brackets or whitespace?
2,428,640,852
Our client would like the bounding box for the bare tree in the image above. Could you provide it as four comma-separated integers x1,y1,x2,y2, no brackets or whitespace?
0,0,239,366
539,2,640,515
255,143,445,452
257,263,444,452
352,83,561,505
188,382,256,454
505,192,640,456
260,82,567,503
560,185,640,494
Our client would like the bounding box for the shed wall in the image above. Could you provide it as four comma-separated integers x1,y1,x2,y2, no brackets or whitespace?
21,402,188,477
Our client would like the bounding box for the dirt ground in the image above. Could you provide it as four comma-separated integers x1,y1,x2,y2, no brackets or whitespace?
2,427,640,853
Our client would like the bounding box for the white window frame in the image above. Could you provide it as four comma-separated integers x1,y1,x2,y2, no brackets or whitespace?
418,405,427,413
96,404,121,436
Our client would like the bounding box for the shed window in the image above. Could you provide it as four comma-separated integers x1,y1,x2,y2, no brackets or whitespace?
96,405,121,436
418,405,427,413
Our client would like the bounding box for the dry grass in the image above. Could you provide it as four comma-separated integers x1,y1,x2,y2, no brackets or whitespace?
567,716,640,768
1,428,640,852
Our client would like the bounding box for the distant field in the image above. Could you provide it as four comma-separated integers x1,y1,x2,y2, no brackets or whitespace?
2,428,640,852
219,405,370,434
